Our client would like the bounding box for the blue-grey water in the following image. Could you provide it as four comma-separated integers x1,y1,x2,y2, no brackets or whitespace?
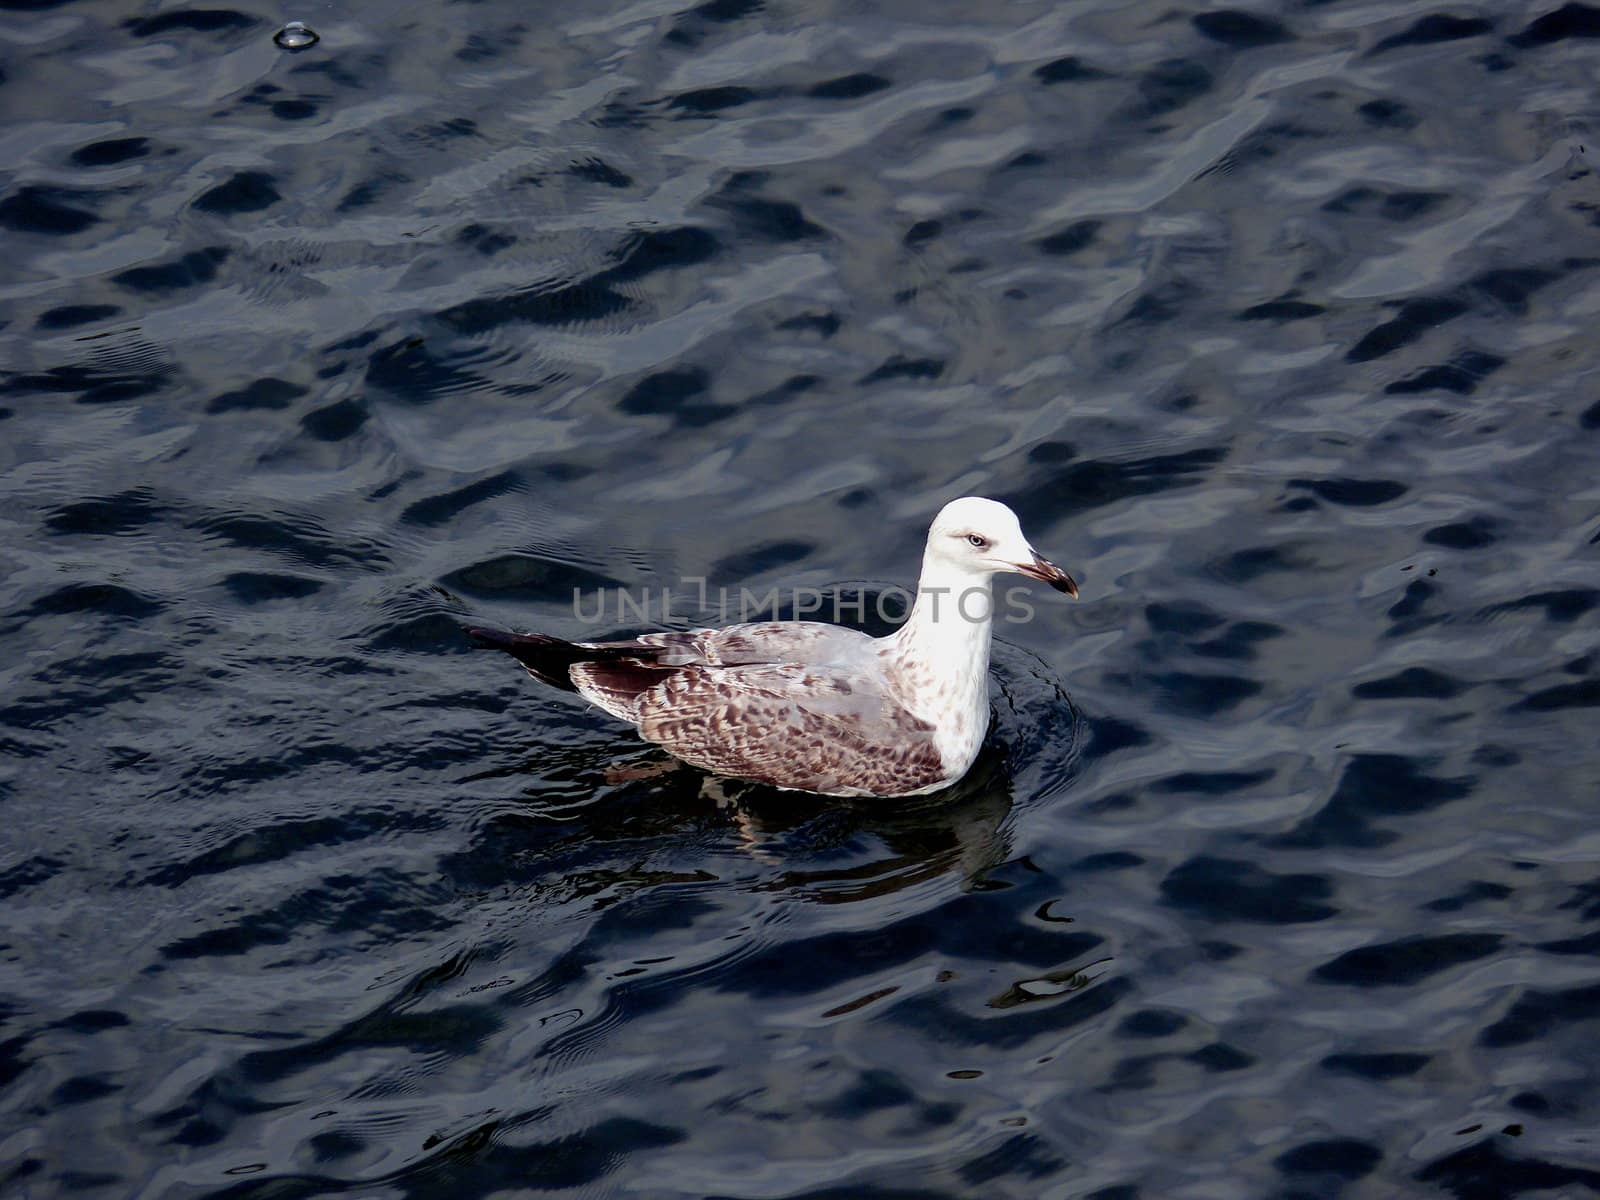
4,1,1600,1196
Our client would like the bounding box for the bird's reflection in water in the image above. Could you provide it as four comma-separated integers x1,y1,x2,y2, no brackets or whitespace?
715,742,1016,902
458,735,1016,903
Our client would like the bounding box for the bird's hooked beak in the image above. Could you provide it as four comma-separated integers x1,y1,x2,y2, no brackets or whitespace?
1015,550,1079,598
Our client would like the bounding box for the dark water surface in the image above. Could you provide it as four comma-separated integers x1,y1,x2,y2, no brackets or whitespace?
5,0,1600,1196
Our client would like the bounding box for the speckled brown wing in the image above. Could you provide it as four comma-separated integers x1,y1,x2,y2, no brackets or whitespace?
580,661,947,797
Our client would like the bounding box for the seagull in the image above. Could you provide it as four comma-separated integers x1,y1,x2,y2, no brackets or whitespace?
468,496,1077,797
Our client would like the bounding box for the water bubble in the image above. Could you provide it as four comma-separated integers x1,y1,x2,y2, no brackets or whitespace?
273,21,318,50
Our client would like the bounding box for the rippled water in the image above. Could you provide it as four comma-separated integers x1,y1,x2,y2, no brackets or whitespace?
5,1,1600,1196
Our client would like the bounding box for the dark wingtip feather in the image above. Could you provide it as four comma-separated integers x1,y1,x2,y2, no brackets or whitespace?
466,626,523,651
463,625,670,695
463,626,587,691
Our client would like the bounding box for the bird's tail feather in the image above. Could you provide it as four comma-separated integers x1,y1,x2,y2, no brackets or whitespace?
465,627,628,692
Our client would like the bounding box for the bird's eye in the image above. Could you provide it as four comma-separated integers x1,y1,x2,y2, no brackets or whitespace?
967,533,988,549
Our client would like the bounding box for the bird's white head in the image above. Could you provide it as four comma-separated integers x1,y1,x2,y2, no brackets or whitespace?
923,496,1078,597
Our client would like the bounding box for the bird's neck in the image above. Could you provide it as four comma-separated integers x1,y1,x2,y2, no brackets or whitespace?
896,557,995,656
888,557,995,764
